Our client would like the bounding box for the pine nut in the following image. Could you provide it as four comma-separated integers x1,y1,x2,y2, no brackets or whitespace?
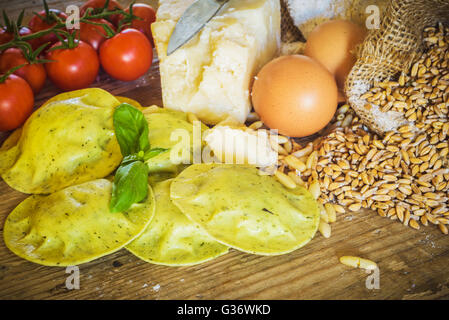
339,256,378,270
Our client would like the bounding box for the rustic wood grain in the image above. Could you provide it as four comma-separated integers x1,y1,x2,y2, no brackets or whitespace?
0,0,449,300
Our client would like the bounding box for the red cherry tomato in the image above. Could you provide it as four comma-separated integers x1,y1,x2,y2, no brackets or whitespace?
0,26,35,53
99,28,152,82
28,9,67,50
45,40,99,91
0,27,34,56
19,26,33,37
18,26,33,46
0,27,13,46
17,27,44,54
0,48,47,94
79,19,115,51
124,3,156,46
0,74,34,131
80,0,124,26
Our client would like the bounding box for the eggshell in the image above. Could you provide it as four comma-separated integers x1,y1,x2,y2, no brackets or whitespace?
305,20,366,90
338,90,347,103
251,55,338,138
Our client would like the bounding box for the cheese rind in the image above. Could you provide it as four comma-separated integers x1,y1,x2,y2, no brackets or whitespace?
152,0,281,125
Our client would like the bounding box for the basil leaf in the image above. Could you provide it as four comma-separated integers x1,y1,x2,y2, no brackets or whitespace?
122,152,144,165
144,148,168,161
113,103,150,157
110,104,171,213
110,161,149,213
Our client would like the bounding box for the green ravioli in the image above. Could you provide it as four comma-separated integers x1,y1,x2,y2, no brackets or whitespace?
0,88,123,194
4,179,155,266
127,179,228,266
170,164,320,255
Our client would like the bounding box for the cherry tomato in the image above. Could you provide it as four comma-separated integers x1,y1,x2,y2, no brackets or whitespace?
0,74,34,131
79,19,115,51
19,26,33,37
28,9,67,50
45,40,99,91
0,48,47,94
0,27,13,46
18,27,45,54
0,26,35,53
99,28,152,82
124,3,156,46
17,26,36,49
80,0,123,26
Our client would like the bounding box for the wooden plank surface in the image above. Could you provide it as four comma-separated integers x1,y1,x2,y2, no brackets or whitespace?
0,0,449,300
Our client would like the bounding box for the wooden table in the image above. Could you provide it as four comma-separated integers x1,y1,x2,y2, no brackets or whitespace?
1,0,449,300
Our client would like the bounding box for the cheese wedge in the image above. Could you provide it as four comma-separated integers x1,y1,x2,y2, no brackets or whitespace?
152,0,281,125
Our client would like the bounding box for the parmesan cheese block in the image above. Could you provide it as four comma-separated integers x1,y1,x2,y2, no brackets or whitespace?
152,0,281,125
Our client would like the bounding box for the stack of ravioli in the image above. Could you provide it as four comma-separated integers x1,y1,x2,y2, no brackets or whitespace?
0,88,320,267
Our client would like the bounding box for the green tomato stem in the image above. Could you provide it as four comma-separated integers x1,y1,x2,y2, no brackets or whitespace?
0,64,27,83
0,6,139,52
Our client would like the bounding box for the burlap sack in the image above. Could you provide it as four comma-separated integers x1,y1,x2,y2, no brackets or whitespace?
282,0,449,135
345,0,449,135
281,0,305,43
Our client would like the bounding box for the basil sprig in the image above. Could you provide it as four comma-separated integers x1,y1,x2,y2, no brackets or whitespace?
113,104,150,156
110,103,167,213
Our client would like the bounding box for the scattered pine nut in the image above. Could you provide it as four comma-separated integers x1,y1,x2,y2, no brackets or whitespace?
333,204,346,214
319,203,329,223
249,121,264,130
319,221,331,238
439,223,448,235
275,171,296,189
292,143,313,158
287,172,305,186
284,155,307,172
309,180,320,200
339,256,378,270
325,203,337,223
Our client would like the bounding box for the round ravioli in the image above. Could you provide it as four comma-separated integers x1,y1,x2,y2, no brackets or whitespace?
148,171,183,186
144,107,207,174
115,96,143,110
3,179,155,266
0,127,22,174
0,88,123,194
126,180,228,266
170,164,320,255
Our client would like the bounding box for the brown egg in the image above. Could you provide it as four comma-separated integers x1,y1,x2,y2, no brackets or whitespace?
251,55,338,138
305,20,367,90
338,90,347,103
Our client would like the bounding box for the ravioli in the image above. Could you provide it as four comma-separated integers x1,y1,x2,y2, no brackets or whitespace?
126,180,228,266
116,96,143,110
0,88,123,194
0,127,22,174
3,179,155,266
144,107,207,174
170,164,320,255
148,170,184,185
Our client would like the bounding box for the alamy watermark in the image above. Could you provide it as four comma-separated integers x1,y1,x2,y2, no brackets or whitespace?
168,121,280,174
65,266,80,290
65,5,80,30
365,5,381,30
365,267,380,290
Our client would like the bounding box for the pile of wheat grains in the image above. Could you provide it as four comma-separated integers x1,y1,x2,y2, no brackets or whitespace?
274,23,449,237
